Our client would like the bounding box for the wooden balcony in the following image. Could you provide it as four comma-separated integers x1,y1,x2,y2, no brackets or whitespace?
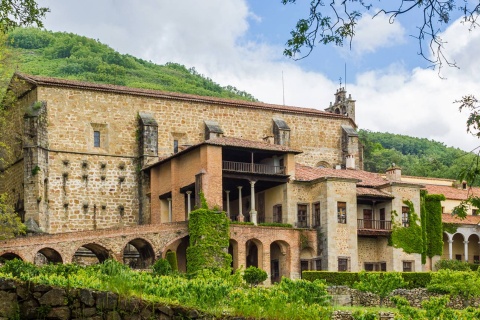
357,219,392,236
223,161,285,175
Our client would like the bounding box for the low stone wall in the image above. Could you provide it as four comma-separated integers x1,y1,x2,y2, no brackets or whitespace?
0,278,209,320
327,286,480,309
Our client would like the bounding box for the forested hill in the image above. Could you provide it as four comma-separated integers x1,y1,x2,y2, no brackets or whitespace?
359,130,478,182
6,28,257,101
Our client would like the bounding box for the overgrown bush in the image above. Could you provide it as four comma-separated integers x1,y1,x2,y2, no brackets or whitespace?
401,272,432,289
354,271,405,306
166,251,178,272
428,270,480,304
434,259,472,271
243,266,267,287
152,258,172,276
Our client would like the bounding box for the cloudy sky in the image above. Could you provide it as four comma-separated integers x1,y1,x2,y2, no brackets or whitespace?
36,0,480,151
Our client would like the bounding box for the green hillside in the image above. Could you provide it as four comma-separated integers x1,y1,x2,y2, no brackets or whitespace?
7,28,257,101
359,130,479,184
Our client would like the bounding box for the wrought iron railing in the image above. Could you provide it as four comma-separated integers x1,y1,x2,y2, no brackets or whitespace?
223,161,285,174
357,219,392,230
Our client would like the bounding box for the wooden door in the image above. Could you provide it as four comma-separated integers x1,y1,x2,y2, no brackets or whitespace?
363,209,372,228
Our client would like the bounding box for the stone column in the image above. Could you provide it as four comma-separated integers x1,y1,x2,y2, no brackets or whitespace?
186,191,192,219
448,239,453,260
237,186,244,222
168,198,172,222
464,240,469,262
250,181,257,225
225,190,230,217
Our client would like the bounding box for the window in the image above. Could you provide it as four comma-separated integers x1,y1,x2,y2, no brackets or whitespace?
473,209,478,216
173,139,178,153
364,262,387,271
402,261,413,272
313,202,320,227
474,255,479,264
297,204,308,228
364,263,374,271
338,257,349,272
93,131,101,148
300,260,310,276
337,202,346,224
273,204,282,223
314,259,322,271
402,206,410,227
455,254,462,261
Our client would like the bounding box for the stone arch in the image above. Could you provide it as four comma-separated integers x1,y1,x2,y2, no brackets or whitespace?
163,235,189,272
73,243,112,266
123,238,155,269
467,234,480,263
315,161,331,168
0,252,23,263
34,247,63,265
246,238,263,269
451,233,466,261
229,239,239,271
270,240,290,283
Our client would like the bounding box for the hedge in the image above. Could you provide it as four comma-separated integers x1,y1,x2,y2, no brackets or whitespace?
302,271,432,288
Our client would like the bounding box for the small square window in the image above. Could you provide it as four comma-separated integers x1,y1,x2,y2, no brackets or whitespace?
455,254,462,261
338,257,349,271
273,204,282,223
403,261,413,272
297,204,308,228
337,202,346,224
402,206,410,227
94,131,101,148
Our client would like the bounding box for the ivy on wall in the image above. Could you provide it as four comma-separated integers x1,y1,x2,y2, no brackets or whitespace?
186,193,231,273
443,223,458,234
420,190,428,264
389,200,424,254
424,194,445,258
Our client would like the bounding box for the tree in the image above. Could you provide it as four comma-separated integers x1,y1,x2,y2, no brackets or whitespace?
0,192,26,240
0,0,48,32
243,266,268,287
282,0,479,69
353,271,406,307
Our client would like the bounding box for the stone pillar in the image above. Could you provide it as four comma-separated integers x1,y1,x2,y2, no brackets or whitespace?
448,239,453,260
186,191,192,219
250,181,257,225
237,186,244,222
225,190,230,217
168,198,172,222
464,240,469,262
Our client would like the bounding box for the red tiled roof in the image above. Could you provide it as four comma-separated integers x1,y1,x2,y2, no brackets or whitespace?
442,213,480,225
205,137,301,153
14,72,352,121
295,164,388,187
356,187,393,198
424,184,480,201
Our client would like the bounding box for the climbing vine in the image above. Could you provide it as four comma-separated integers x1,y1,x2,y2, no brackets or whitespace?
420,190,428,264
389,200,424,254
443,223,458,234
186,192,231,273
424,194,445,258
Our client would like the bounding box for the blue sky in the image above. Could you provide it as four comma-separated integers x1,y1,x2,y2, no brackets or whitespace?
36,0,480,151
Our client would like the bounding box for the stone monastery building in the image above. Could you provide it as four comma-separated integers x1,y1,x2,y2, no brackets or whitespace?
1,73,431,280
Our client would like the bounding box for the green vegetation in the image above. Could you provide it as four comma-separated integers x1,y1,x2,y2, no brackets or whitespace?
424,194,445,258
354,272,406,307
242,266,268,287
0,193,26,240
360,130,479,184
6,28,257,101
428,269,480,304
389,200,424,254
165,251,178,272
151,258,172,276
0,259,332,320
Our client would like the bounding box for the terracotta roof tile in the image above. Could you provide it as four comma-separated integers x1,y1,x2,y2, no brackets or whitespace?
295,164,388,187
205,137,301,153
424,184,480,201
442,213,480,225
15,72,353,120
357,187,393,198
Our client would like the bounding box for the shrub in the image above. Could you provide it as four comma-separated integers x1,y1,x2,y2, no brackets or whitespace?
302,271,359,286
258,222,293,228
165,251,178,272
401,272,432,289
152,258,172,276
0,259,39,280
243,266,268,287
434,259,472,271
353,272,405,306
428,270,480,304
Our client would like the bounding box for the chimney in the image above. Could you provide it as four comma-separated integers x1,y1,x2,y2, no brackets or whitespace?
386,164,401,181
346,155,355,169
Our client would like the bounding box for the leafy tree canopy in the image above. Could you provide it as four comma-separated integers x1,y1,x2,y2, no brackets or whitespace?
0,193,26,240
0,0,48,32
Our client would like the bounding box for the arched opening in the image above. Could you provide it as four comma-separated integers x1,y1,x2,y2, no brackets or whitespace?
73,243,111,266
468,234,480,264
175,236,189,273
300,247,315,276
315,161,331,169
35,247,63,265
0,252,22,263
270,240,290,283
229,239,239,271
246,239,262,268
452,233,465,261
123,238,155,269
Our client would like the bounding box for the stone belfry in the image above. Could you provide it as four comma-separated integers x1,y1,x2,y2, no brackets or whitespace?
325,87,356,123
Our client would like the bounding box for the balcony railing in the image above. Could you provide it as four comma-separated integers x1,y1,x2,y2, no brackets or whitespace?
223,161,285,175
357,219,392,230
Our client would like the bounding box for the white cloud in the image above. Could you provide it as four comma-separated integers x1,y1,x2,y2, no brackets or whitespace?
349,11,406,55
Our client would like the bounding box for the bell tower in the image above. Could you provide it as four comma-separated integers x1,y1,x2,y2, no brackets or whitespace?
325,87,356,123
